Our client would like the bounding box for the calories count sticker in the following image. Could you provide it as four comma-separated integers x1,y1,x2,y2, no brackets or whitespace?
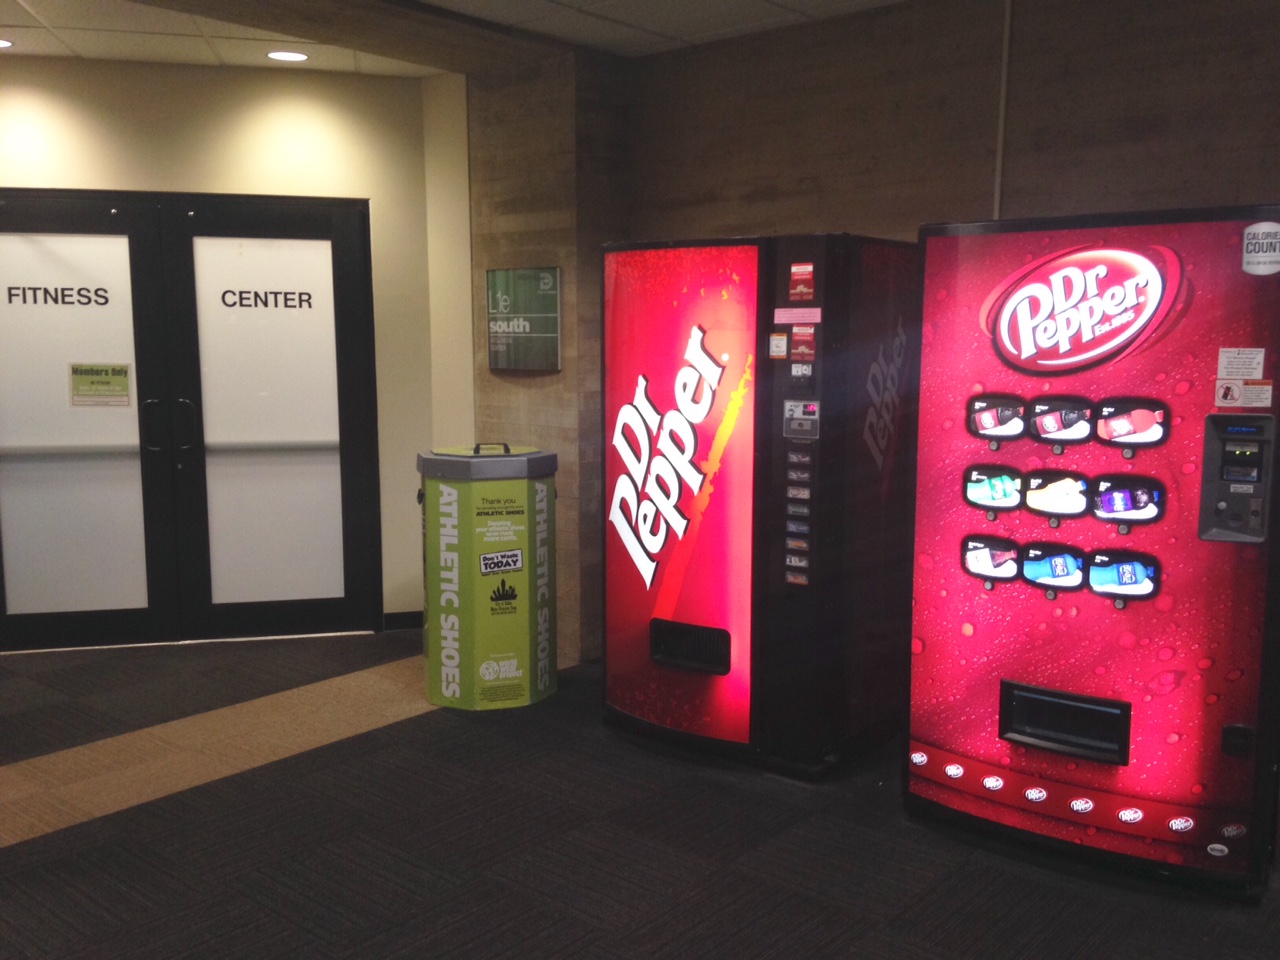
1243,222,1280,276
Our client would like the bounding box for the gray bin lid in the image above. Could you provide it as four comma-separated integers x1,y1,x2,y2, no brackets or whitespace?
417,443,557,480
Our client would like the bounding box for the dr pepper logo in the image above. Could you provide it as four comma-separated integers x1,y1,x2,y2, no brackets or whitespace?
980,246,1182,374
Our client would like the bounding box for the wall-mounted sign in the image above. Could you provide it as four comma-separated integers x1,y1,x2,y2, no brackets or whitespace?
69,363,130,406
486,268,561,372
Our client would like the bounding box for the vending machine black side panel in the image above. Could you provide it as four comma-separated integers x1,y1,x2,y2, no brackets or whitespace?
751,234,921,771
840,238,921,746
752,234,854,770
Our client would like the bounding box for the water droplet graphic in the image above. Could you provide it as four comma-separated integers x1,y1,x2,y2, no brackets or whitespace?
1166,733,1181,744
1225,669,1243,682
1174,380,1192,395
1191,783,1205,795
1094,665,1107,675
1205,694,1220,704
911,637,925,655
1158,647,1175,661
1146,670,1184,696
1118,632,1137,649
961,623,975,637
1197,658,1214,670
1181,462,1198,475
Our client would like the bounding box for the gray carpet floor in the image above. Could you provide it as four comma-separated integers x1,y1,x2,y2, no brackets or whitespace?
2,636,1279,958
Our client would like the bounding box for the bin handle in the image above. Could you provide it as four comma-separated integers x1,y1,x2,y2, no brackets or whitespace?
474,442,511,455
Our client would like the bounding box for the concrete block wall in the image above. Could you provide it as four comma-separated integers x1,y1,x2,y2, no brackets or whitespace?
466,0,1280,663
467,52,629,663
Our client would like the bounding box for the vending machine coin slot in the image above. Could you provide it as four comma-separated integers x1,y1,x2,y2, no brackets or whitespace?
999,679,1132,766
783,399,820,439
1198,415,1274,542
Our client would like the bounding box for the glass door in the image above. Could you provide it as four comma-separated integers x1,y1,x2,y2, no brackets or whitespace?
0,195,175,647
0,190,382,651
160,196,382,640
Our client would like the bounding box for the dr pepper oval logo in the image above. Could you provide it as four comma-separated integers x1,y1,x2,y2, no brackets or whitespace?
979,245,1183,374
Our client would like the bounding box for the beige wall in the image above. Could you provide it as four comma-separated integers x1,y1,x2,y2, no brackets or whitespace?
423,71,476,449
0,56,473,616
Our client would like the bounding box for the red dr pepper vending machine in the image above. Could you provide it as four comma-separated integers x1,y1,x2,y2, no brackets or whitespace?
603,235,919,774
906,206,1280,891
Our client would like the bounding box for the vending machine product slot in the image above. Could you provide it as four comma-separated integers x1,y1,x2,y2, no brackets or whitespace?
999,680,1132,765
1222,724,1255,758
1198,415,1274,542
649,618,732,675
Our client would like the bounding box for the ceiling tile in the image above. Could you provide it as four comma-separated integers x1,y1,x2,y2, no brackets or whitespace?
19,0,200,33
51,27,218,64
193,16,307,43
353,50,442,78
0,0,42,28
517,8,670,54
590,0,797,41
0,24,73,55
769,0,902,16
206,36,357,72
412,0,563,26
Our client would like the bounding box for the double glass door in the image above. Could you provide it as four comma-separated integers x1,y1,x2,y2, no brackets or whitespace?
0,191,382,651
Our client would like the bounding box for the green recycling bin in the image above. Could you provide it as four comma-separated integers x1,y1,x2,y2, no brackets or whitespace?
417,443,557,709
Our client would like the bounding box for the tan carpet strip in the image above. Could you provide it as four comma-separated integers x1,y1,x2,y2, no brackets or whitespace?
0,657,432,848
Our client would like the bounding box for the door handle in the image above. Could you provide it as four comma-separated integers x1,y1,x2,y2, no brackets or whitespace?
141,399,168,451
173,398,198,451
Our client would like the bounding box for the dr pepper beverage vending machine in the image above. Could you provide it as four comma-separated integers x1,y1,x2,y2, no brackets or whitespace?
603,235,918,774
907,206,1280,890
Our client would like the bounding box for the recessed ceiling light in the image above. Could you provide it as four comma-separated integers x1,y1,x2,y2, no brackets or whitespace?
0,40,14,49
267,51,308,62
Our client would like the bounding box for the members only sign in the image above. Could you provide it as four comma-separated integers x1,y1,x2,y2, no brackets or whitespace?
486,268,561,372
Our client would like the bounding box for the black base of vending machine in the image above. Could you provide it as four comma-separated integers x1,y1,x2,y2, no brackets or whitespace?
602,234,920,776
